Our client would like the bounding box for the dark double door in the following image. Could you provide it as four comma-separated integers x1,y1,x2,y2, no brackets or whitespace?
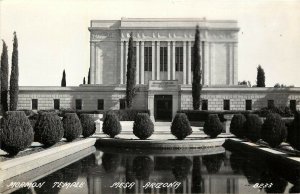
154,95,172,121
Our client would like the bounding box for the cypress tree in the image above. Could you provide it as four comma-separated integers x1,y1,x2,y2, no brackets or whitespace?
1,40,9,112
125,33,136,109
256,65,265,87
61,69,66,87
87,67,91,84
192,25,202,110
9,32,19,111
83,77,86,84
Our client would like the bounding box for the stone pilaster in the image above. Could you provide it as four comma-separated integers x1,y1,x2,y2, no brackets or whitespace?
204,41,209,86
167,41,171,80
152,41,155,80
120,41,124,84
125,41,129,83
233,43,238,85
156,41,160,80
140,41,145,84
136,41,140,84
172,41,176,80
90,42,96,84
187,41,192,85
183,41,186,84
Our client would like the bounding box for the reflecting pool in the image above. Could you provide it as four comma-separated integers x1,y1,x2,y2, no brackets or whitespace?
9,146,300,194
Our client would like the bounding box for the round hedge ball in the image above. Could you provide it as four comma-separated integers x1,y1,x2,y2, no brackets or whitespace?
133,113,154,140
102,111,122,138
244,114,263,142
261,113,287,147
1,111,34,155
203,114,223,138
62,113,82,142
171,113,192,140
230,114,246,138
34,112,64,147
80,114,96,138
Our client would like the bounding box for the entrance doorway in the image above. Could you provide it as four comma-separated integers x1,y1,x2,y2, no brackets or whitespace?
154,95,172,121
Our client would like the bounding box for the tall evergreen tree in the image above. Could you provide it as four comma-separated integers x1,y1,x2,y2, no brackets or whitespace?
61,69,66,87
125,33,136,109
87,67,91,84
9,32,19,111
83,77,86,84
1,40,9,113
256,65,265,87
192,25,202,110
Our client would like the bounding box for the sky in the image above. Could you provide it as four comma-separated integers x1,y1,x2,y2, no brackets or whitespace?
0,0,300,87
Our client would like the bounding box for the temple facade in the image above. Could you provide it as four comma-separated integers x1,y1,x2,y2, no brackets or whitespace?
88,18,239,86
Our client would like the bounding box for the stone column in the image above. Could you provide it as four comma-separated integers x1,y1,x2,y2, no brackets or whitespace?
136,41,140,84
95,46,99,84
167,41,171,80
156,41,160,80
119,41,124,84
140,41,145,84
204,41,209,86
187,41,192,84
183,41,187,84
124,41,129,83
151,41,155,80
172,41,176,80
90,42,96,84
233,43,238,85
228,43,233,85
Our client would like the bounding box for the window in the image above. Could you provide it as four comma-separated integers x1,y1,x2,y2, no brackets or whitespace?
119,99,126,110
32,99,38,110
201,99,208,110
223,100,230,110
290,100,296,112
54,99,60,110
75,99,82,110
191,46,194,71
160,47,168,71
267,100,274,108
246,100,252,110
98,99,104,110
144,47,152,71
175,47,183,71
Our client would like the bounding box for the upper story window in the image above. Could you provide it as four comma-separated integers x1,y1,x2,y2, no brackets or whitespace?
201,99,208,110
290,100,296,112
120,99,126,110
144,47,152,71
223,100,230,110
32,99,38,110
267,100,274,108
98,99,104,110
246,100,252,110
160,47,168,72
175,47,183,71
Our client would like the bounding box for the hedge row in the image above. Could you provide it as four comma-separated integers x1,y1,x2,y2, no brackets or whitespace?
19,109,150,121
0,111,96,156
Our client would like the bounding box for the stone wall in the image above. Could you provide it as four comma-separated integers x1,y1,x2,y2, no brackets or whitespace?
17,85,300,112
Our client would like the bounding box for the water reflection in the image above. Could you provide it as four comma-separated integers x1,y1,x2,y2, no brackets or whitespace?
10,147,300,194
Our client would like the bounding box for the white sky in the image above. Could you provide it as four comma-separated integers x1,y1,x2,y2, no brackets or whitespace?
0,0,300,87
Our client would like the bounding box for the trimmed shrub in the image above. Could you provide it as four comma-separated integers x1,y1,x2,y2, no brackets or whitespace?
261,113,287,147
288,111,300,150
172,157,192,181
244,114,263,142
1,111,34,155
102,111,121,138
255,106,293,117
203,114,223,138
80,114,96,137
62,113,82,141
230,114,246,138
202,154,225,173
34,113,64,147
171,113,192,140
133,156,154,180
133,113,154,140
28,114,39,129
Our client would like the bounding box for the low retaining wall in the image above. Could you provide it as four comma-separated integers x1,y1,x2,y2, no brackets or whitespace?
0,138,96,181
96,138,226,149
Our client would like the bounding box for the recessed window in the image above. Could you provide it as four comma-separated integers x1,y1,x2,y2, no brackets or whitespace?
223,100,230,110
290,100,296,112
160,47,168,72
201,99,208,110
144,47,152,71
175,47,183,71
98,99,104,110
246,100,252,110
54,99,60,110
119,99,126,110
32,99,38,110
75,99,82,110
267,100,275,108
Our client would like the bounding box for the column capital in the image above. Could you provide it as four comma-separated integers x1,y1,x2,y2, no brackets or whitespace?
167,41,171,46
141,41,145,46
151,41,155,46
136,41,140,46
156,41,160,46
183,41,186,46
